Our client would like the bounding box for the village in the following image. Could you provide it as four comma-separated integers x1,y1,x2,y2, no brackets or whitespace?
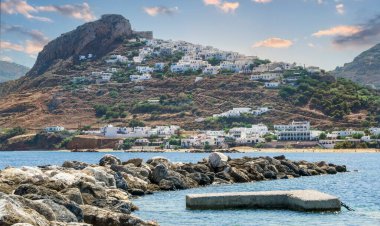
70,37,322,88
44,121,380,150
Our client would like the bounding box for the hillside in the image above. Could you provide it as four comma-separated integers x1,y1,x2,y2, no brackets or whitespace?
0,61,29,83
333,43,380,89
0,14,379,131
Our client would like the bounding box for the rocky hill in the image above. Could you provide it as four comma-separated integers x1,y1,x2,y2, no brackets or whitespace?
0,61,29,83
333,43,380,89
0,14,378,131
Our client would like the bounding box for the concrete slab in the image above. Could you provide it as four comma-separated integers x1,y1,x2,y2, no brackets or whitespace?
186,190,341,211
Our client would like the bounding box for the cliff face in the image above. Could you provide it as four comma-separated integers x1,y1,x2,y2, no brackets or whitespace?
333,43,380,89
27,14,134,77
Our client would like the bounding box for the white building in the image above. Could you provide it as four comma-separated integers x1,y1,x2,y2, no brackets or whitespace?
369,127,380,135
252,107,270,116
331,130,365,137
136,66,154,74
105,55,128,64
250,73,281,81
45,126,65,133
306,66,321,74
130,74,151,82
203,65,220,75
264,82,280,88
274,121,311,141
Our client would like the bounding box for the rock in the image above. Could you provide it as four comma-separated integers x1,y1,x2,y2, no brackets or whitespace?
263,170,277,179
14,184,67,202
158,179,175,190
336,165,347,172
38,199,78,223
229,167,250,183
128,188,145,196
0,167,48,185
114,172,128,191
81,204,155,226
122,173,148,191
273,155,286,160
62,161,89,170
208,152,228,170
188,172,211,186
99,154,122,166
123,158,143,167
215,171,232,181
146,156,170,167
27,14,135,77
193,164,211,174
151,164,168,184
0,193,50,226
326,167,337,174
280,160,299,174
74,181,107,205
299,168,311,176
91,198,133,214
61,188,84,205
83,167,116,188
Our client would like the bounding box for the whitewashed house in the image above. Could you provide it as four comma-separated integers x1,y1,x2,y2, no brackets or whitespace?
130,74,151,82
106,55,128,64
251,73,281,81
45,126,65,133
136,66,154,74
369,128,380,135
252,107,270,116
331,130,365,137
203,65,220,75
264,82,280,88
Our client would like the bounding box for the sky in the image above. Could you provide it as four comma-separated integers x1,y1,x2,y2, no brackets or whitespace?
0,0,379,70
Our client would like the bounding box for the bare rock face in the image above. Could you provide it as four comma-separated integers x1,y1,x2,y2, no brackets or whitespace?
27,14,133,77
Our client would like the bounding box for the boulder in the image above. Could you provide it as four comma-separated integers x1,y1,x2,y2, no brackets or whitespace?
80,204,155,226
273,155,286,160
38,199,78,223
74,181,107,205
99,155,121,166
326,167,337,174
151,164,168,184
61,188,84,205
193,164,211,174
0,194,50,226
122,173,148,191
83,167,116,188
146,156,170,167
208,152,228,170
188,172,211,186
280,160,299,174
229,167,250,183
336,165,347,172
62,161,89,170
123,158,143,167
263,170,277,179
114,172,128,191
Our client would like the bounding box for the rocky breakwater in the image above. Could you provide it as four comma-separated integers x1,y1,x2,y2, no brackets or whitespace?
0,153,347,225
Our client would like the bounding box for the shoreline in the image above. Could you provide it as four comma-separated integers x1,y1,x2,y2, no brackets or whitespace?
1,147,379,153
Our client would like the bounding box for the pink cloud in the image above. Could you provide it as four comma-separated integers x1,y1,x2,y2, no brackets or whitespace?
312,25,362,37
252,38,293,48
203,0,239,13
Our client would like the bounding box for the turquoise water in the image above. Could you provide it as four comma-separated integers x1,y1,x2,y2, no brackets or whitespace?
1,151,380,225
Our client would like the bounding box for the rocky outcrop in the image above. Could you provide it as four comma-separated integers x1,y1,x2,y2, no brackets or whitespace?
0,153,347,225
27,14,152,77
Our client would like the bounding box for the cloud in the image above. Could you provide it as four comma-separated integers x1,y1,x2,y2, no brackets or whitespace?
36,3,96,22
143,6,179,16
0,25,49,56
252,0,272,3
333,14,380,47
336,4,344,15
307,43,315,48
252,38,293,48
312,25,362,37
0,0,52,22
0,0,95,22
203,0,239,13
0,56,13,62
1,24,49,44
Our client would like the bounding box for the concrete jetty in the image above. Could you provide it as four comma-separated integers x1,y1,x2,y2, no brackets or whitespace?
186,190,341,211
